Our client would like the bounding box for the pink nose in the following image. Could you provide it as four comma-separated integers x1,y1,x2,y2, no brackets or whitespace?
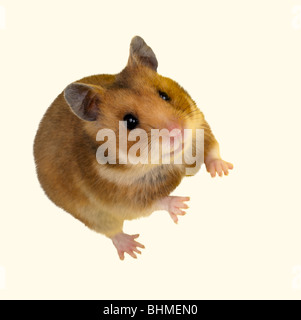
166,123,183,137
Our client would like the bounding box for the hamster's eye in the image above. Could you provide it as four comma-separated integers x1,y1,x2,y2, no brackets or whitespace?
123,113,139,130
159,91,170,101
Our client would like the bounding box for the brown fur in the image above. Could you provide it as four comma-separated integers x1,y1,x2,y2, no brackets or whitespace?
33,36,218,238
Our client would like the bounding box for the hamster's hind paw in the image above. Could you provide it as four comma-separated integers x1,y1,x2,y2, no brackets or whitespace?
111,233,145,260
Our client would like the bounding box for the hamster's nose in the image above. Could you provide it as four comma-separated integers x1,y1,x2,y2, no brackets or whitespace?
166,123,183,137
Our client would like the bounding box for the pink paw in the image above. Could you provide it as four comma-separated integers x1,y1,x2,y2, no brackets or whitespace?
164,196,190,224
112,233,145,260
205,159,233,177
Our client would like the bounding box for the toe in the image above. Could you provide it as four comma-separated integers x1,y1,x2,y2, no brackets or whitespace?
178,210,186,216
133,240,145,249
180,203,189,209
178,196,190,201
126,249,137,259
170,213,178,223
209,165,216,177
174,200,189,209
118,250,125,261
226,162,234,170
216,162,223,177
132,247,142,254
172,207,186,215
221,162,229,175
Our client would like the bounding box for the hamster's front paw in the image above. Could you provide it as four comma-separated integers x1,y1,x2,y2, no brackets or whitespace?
205,159,233,177
159,196,190,224
111,233,145,260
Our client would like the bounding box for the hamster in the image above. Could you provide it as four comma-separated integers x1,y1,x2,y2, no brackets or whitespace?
33,36,233,260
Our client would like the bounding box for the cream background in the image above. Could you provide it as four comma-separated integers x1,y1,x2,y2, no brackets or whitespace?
0,0,301,299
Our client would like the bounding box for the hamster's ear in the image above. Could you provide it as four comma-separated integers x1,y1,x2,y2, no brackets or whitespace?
64,83,103,121
127,36,158,71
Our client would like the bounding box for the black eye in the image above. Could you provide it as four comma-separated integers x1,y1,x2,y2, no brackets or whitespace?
123,113,139,130
159,91,170,101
